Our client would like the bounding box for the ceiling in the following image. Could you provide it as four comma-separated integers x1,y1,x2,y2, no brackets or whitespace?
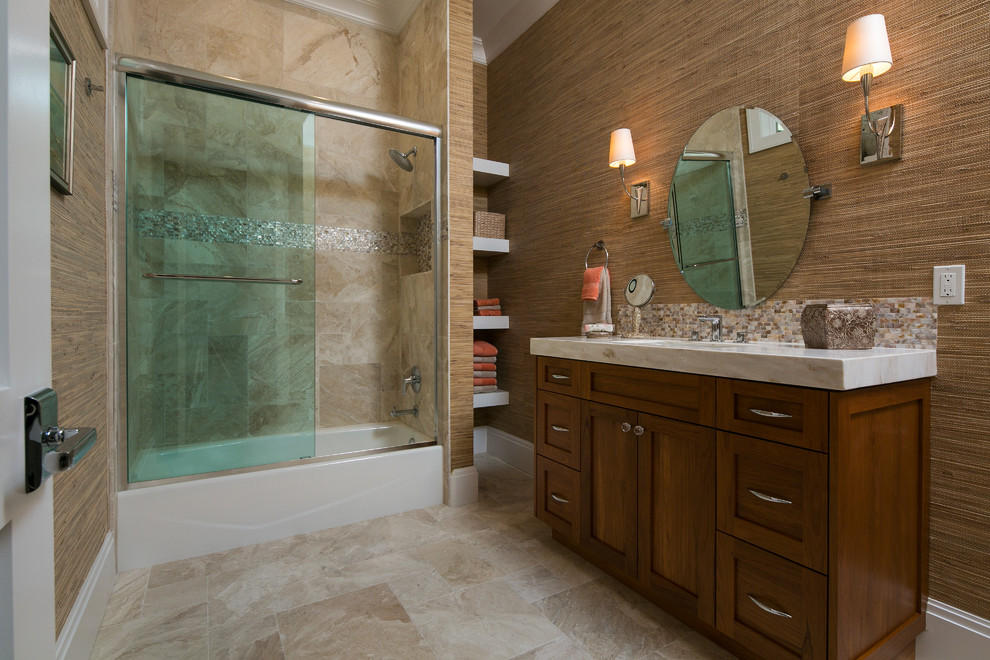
284,0,559,64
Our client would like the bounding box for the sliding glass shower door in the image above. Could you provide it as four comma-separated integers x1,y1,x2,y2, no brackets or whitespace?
125,76,317,482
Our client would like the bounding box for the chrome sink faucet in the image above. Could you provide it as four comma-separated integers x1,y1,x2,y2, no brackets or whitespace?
698,315,722,342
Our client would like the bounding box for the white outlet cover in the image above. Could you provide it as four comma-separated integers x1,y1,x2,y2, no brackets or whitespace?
933,264,965,305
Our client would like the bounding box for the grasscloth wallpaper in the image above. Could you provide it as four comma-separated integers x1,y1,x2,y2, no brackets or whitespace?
484,0,990,617
51,0,110,636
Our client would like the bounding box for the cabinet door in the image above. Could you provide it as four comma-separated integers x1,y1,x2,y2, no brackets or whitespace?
581,401,639,577
638,413,716,624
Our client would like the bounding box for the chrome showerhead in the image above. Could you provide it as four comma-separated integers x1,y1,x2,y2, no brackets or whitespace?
389,146,417,171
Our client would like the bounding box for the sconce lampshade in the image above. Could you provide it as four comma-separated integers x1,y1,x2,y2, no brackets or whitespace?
609,128,636,168
841,14,892,82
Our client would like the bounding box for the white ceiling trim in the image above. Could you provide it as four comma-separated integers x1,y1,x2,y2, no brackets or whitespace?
283,0,420,35
473,37,487,64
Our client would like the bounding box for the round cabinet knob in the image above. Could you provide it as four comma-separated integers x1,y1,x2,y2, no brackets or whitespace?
633,425,645,436
620,422,632,433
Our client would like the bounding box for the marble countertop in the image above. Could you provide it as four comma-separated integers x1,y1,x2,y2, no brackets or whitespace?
530,336,937,390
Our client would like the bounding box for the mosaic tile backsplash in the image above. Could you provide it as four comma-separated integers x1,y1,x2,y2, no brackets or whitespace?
616,297,937,349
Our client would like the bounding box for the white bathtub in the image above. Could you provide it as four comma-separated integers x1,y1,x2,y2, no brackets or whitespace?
118,423,442,570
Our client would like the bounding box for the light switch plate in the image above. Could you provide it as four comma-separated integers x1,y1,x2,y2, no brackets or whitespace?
933,264,965,305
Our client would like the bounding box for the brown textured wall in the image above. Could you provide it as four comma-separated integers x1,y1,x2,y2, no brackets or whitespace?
486,0,990,617
448,0,475,472
473,62,488,160
50,0,110,636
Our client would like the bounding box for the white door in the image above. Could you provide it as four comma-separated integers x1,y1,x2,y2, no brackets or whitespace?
0,1,58,658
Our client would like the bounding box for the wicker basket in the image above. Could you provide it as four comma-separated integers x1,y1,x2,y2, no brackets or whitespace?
474,211,506,239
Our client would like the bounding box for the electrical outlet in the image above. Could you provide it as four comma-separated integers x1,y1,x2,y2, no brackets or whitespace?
933,265,965,305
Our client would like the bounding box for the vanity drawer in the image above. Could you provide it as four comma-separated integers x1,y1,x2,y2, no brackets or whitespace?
536,456,580,542
585,362,716,426
536,390,582,470
537,357,585,396
716,380,828,452
716,533,827,660
717,433,827,573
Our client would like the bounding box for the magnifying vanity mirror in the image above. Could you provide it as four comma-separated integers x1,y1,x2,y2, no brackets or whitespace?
665,106,811,309
623,273,655,337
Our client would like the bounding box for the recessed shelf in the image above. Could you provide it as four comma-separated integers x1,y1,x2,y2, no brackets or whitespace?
473,157,509,187
473,236,509,255
474,389,509,408
474,315,509,330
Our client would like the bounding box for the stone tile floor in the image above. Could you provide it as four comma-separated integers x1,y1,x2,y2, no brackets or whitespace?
92,454,737,659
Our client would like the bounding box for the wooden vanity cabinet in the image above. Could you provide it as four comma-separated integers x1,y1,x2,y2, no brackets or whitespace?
534,356,930,660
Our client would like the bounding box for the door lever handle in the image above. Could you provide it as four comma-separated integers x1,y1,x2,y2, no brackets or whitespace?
24,388,98,492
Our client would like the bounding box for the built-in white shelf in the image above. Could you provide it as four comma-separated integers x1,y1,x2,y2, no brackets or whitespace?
473,236,509,255
473,315,509,330
473,157,509,187
474,389,509,408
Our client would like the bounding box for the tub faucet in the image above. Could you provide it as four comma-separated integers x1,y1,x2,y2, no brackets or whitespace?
402,366,422,395
390,405,419,418
698,315,722,342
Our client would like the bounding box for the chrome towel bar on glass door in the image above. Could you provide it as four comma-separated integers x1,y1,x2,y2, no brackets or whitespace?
143,272,303,285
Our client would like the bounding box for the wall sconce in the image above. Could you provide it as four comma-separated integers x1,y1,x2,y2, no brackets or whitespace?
841,14,902,165
609,128,649,218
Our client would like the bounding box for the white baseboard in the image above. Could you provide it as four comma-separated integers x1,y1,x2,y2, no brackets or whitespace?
917,599,990,659
473,426,488,454
55,532,115,660
448,466,479,507
483,427,533,475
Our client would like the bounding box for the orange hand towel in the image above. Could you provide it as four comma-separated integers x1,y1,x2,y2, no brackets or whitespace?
474,362,496,371
474,298,500,306
582,266,604,300
473,340,498,357
478,310,502,316
474,377,497,386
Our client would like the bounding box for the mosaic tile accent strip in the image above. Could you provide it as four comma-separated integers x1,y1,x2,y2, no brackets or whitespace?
616,297,937,349
315,225,418,256
138,209,422,257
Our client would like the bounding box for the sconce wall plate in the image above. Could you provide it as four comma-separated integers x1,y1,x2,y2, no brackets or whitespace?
630,182,649,218
860,104,902,165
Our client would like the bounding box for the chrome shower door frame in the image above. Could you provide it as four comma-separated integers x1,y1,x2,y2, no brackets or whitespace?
112,55,443,490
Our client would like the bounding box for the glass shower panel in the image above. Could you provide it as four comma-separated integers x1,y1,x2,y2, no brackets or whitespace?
125,76,316,482
669,160,742,309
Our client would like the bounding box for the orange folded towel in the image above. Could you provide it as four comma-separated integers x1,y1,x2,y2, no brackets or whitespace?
474,362,496,371
478,310,502,316
474,377,497,386
582,266,604,300
474,298,500,306
473,340,498,357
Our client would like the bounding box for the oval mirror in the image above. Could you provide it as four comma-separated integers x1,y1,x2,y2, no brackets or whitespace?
624,274,655,307
666,106,810,309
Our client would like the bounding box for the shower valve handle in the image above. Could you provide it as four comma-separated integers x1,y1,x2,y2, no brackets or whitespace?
402,366,422,395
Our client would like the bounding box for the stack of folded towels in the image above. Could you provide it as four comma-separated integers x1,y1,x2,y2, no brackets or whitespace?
474,297,502,316
474,340,498,393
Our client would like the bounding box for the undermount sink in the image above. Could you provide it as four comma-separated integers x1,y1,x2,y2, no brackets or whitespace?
614,337,747,348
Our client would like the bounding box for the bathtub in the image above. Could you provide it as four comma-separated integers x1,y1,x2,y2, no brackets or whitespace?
117,423,442,570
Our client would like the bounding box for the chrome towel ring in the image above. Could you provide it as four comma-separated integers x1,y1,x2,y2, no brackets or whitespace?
585,241,609,269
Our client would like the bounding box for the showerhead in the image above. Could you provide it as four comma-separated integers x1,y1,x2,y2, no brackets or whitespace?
389,146,417,171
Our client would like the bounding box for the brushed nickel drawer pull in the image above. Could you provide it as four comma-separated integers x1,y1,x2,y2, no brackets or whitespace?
633,425,645,436
550,493,570,504
550,425,570,433
748,408,792,419
748,488,793,505
550,374,570,380
747,594,793,619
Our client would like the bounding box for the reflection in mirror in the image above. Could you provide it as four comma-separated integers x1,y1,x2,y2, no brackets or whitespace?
666,106,810,309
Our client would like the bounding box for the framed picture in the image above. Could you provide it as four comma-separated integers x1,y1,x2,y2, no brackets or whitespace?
50,17,75,195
